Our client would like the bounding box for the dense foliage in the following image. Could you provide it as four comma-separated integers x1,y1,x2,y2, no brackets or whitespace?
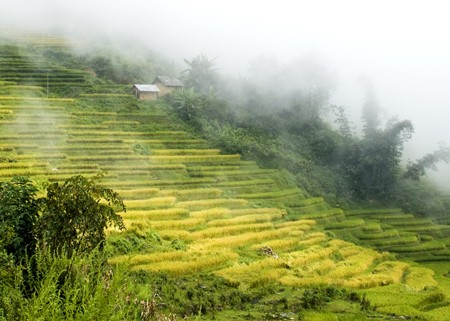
0,176,131,320
167,54,450,215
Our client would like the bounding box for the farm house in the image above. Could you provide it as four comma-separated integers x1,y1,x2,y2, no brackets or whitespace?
152,75,183,96
132,84,160,100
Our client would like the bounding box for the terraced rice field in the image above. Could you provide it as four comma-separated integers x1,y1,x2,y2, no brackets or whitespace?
1,43,450,320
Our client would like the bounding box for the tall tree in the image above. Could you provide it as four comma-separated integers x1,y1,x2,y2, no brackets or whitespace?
354,119,414,200
359,76,382,137
37,175,125,256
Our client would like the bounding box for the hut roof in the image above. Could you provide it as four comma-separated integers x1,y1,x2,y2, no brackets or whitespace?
153,76,183,87
133,84,160,92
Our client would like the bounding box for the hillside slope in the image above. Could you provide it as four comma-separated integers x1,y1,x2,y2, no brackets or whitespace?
1,37,450,320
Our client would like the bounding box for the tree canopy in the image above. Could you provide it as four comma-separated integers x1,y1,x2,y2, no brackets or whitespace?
37,175,125,256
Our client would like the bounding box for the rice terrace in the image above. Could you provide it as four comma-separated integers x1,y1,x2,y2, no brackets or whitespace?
1,31,450,321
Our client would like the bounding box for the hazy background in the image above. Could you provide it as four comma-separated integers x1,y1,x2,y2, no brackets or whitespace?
2,0,450,187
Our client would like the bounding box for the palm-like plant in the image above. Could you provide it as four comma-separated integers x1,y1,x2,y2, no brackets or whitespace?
182,54,218,94
172,88,204,120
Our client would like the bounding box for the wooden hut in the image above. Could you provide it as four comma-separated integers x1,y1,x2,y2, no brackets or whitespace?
152,76,183,96
132,84,160,100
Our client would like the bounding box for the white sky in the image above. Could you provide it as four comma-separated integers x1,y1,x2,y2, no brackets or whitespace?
2,0,450,186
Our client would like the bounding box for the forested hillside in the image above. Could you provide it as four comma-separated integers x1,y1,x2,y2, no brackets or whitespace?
1,34,450,321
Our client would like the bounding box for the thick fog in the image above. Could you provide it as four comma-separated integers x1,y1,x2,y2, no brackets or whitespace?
2,0,450,187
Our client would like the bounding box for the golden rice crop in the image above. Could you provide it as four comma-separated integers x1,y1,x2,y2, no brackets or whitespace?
68,130,160,137
358,229,399,240
125,197,176,209
58,124,109,130
239,188,300,200
0,96,74,103
328,238,354,250
114,187,160,199
177,198,248,210
0,135,63,141
404,266,437,290
291,197,325,207
194,168,277,178
132,250,238,275
149,154,241,164
340,275,393,289
188,165,241,172
227,207,286,217
80,93,130,97
294,258,336,277
275,226,305,237
102,164,186,171
159,188,223,200
192,229,287,250
109,251,187,266
102,120,140,125
371,261,409,283
189,207,231,220
215,178,274,187
157,230,193,241
14,154,67,160
373,235,419,247
300,208,344,220
151,149,221,155
252,269,291,285
144,177,216,187
215,257,287,284
390,241,446,253
328,250,382,279
250,237,300,252
1,104,65,110
71,111,117,116
0,168,48,177
122,208,189,220
124,217,204,230
191,222,273,239
324,218,365,230
134,139,206,145
276,220,316,232
327,262,369,280
297,232,327,247
286,246,335,267
65,138,124,144
362,222,382,232
0,161,49,169
68,155,148,162
279,275,328,287
207,213,284,227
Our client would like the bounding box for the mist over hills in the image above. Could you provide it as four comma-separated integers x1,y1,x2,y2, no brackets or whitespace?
2,3,450,319
3,0,450,189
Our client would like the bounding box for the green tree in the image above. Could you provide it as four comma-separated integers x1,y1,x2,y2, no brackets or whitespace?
0,177,39,263
37,175,125,256
404,144,450,181
359,76,381,137
348,119,414,201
